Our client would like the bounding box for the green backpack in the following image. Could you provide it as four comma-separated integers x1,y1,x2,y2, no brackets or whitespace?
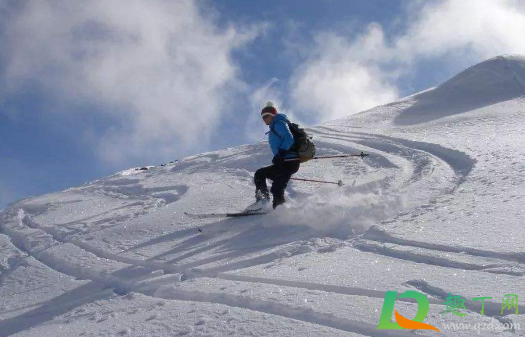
271,121,316,162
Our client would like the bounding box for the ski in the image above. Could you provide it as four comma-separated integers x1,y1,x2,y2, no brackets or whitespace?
184,210,269,219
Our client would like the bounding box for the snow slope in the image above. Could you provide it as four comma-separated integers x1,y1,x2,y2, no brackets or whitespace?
1,55,525,336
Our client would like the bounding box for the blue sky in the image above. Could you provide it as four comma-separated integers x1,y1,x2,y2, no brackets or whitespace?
1,0,525,209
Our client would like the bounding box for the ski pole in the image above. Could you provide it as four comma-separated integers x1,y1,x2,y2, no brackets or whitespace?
290,177,344,186
313,152,369,159
284,151,369,162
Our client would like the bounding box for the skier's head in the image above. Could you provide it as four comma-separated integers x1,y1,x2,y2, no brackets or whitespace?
261,101,277,125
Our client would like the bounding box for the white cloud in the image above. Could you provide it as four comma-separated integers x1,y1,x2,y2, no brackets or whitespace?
290,0,525,123
244,78,284,143
397,0,525,61
0,0,261,165
290,24,399,122
244,78,307,143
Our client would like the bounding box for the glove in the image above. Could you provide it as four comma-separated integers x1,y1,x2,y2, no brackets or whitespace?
272,150,287,165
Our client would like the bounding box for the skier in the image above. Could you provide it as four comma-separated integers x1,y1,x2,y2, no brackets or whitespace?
247,102,300,211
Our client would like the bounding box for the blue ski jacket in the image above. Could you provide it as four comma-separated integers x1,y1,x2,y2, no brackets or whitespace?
268,114,298,159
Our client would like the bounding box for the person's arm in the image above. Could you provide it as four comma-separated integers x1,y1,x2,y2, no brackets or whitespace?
273,121,294,152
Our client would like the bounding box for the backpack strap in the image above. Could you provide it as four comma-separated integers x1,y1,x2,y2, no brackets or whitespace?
268,117,293,138
273,121,301,154
268,121,299,155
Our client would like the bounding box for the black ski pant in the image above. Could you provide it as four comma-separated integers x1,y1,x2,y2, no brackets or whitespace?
254,161,300,208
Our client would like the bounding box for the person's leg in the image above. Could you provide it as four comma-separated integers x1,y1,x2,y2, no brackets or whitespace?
270,161,300,209
254,165,278,198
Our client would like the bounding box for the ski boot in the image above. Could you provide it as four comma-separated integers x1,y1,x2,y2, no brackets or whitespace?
245,190,271,212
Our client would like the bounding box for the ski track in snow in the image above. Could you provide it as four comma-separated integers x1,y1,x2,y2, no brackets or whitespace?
2,122,524,336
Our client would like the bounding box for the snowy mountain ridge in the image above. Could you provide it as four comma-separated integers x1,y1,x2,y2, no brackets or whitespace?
444,55,525,89
1,55,525,336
